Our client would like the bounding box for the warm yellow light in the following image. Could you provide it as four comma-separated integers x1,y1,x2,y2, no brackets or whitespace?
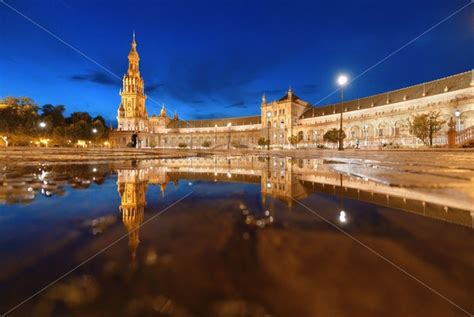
227,122,232,127
77,140,87,148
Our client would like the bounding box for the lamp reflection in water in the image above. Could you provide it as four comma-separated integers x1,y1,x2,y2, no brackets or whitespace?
338,173,348,224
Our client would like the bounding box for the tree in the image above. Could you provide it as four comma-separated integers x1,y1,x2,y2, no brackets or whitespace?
68,112,92,124
323,128,346,146
288,135,300,148
41,104,65,128
93,115,107,127
0,96,39,136
257,137,269,146
408,111,446,146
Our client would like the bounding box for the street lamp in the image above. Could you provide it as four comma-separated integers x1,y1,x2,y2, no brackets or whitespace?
266,111,272,150
214,124,218,146
92,128,98,134
337,74,348,151
454,109,461,132
339,210,347,223
364,124,368,146
39,122,46,128
227,122,231,150
338,174,347,224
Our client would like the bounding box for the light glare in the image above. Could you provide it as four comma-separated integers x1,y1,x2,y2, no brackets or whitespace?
337,75,348,86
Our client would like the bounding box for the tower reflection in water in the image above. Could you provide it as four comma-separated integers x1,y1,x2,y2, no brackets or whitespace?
114,156,473,266
117,168,147,267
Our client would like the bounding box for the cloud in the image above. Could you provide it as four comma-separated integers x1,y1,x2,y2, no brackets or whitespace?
70,71,117,86
225,101,247,109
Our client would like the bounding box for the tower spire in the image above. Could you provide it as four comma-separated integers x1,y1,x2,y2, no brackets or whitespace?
160,103,168,117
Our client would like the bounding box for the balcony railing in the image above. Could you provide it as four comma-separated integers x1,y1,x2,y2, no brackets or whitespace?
456,126,474,145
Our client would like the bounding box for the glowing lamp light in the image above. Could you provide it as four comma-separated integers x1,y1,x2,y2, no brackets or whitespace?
454,109,460,117
227,122,232,127
92,128,98,134
39,122,47,128
339,210,347,223
337,75,348,86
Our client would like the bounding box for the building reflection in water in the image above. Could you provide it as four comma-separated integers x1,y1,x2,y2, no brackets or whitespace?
117,168,147,267
114,155,473,266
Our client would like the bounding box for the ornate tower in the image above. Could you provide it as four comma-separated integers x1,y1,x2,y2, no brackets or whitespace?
117,168,148,267
117,32,148,132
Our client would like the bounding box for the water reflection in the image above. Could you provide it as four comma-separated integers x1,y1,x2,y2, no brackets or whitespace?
1,155,473,316
2,156,472,229
106,155,474,268
109,155,472,229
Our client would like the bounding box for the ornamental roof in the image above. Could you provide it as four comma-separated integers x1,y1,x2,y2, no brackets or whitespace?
166,115,261,129
278,91,302,102
300,70,473,119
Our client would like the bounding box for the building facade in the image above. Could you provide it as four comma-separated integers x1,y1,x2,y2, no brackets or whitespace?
109,36,474,148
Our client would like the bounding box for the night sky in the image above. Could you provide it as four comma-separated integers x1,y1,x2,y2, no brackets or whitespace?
1,0,472,125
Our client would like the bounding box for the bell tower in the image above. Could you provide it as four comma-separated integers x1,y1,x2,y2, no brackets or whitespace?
117,32,148,132
117,168,148,267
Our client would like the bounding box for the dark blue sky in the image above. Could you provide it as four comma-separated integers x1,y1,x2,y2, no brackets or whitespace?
1,0,472,124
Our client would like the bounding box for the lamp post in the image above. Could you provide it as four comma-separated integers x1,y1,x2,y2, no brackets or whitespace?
227,122,231,150
454,109,461,132
214,124,218,146
38,121,47,145
337,75,348,151
266,111,271,150
364,124,368,146
338,174,347,224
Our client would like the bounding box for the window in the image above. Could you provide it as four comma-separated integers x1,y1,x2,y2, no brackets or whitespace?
394,127,400,136
378,129,384,137
280,121,284,128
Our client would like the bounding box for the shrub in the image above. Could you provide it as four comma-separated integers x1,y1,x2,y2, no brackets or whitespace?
257,137,269,146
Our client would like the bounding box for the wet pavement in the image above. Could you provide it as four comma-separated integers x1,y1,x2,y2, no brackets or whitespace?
0,154,473,317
